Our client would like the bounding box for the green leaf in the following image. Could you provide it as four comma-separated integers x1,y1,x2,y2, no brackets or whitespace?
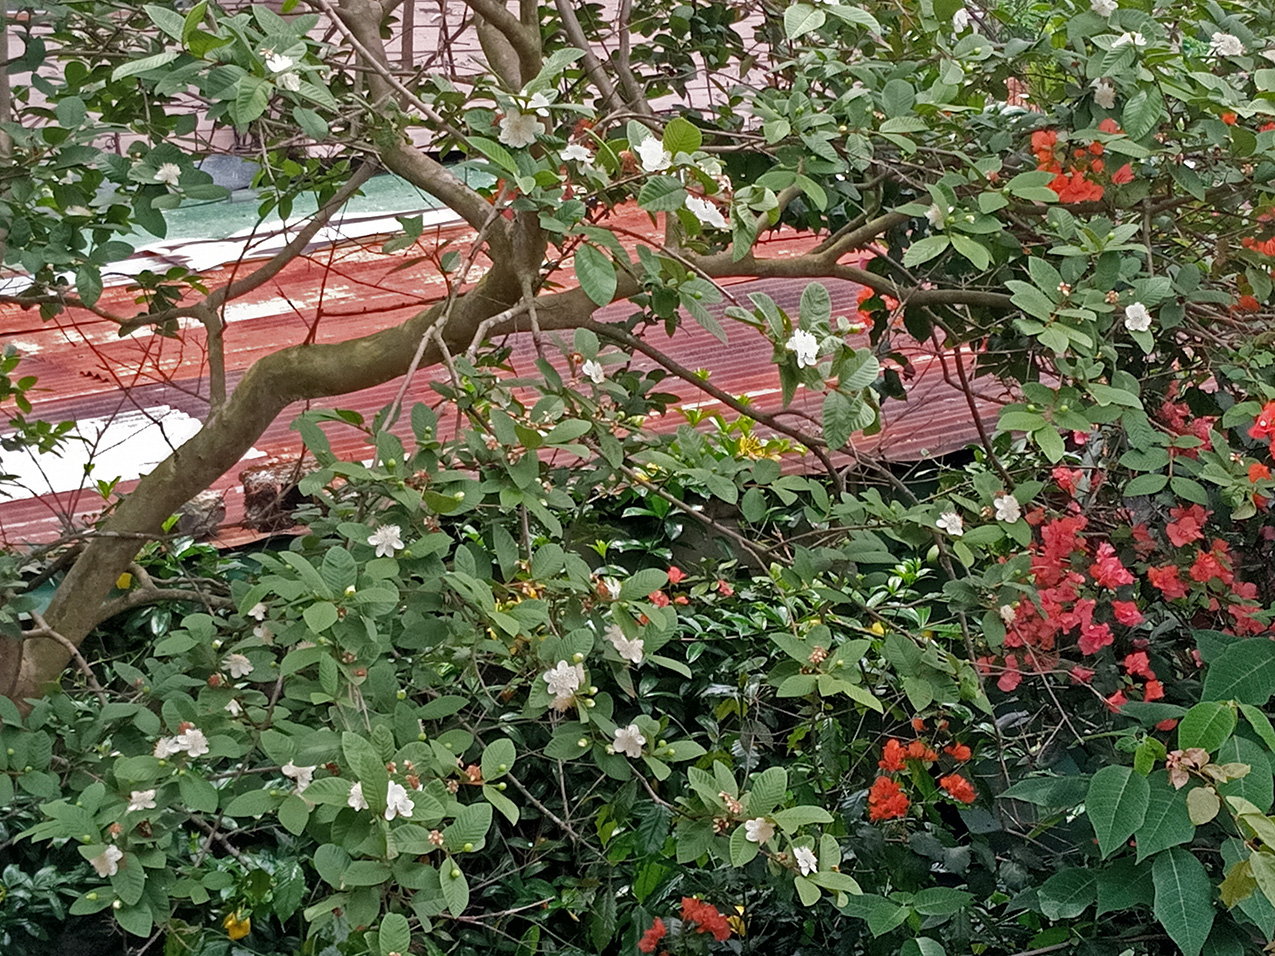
1122,88,1163,140
900,941,945,956
293,106,329,140
1038,869,1096,920
729,823,760,865
223,789,277,818
1203,640,1275,705
1178,702,1236,753
772,806,834,831
949,233,991,270
822,390,862,450
440,858,470,915
902,235,950,267
379,912,411,956
111,50,179,81
748,767,788,816
794,875,821,906
1134,772,1195,862
637,176,687,212
278,794,311,835
783,3,826,39
824,4,881,33
1153,847,1215,956
1123,472,1168,497
304,601,339,632
481,738,516,781
619,568,668,601
662,116,702,155
466,136,518,174
1087,765,1150,859
1217,736,1274,812
574,244,617,307
233,75,270,125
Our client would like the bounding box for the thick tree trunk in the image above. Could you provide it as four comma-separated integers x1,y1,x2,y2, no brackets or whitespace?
1,261,555,706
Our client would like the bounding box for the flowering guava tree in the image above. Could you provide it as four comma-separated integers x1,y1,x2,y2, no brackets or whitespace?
6,0,1275,953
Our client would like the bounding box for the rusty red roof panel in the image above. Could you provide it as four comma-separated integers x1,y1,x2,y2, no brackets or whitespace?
0,207,1002,547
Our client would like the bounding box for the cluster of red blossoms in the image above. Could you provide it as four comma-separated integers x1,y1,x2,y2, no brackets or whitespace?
1031,121,1133,204
979,438,1271,707
637,899,732,953
869,729,975,821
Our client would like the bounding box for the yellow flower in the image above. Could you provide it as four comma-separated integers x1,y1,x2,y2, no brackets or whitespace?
116,572,132,589
869,622,886,636
223,910,251,940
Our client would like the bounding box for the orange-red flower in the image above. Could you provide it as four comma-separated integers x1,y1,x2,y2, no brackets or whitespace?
878,738,907,771
1252,402,1275,442
681,898,731,941
939,774,977,804
906,740,939,762
944,743,972,762
1223,112,1238,125
638,918,666,953
868,776,910,820
1250,463,1271,483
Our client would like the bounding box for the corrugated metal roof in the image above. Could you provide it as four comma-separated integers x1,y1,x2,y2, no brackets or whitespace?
0,206,1002,547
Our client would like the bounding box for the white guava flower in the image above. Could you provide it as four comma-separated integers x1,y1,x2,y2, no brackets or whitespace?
998,604,1017,624
277,72,302,92
605,624,644,664
222,653,253,679
581,359,605,383
127,789,157,812
785,329,820,369
1112,32,1146,49
385,781,415,820
1124,301,1153,332
602,576,622,600
1210,33,1244,57
1090,0,1117,16
926,203,949,230
177,727,209,758
154,736,182,759
993,494,1021,523
154,163,181,186
368,524,404,557
1092,78,1117,109
282,761,316,794
634,137,673,171
951,7,973,32
561,143,593,164
543,660,583,699
794,845,818,876
347,780,369,811
936,511,964,536
265,52,294,72
225,698,244,717
247,602,267,621
744,817,776,844
613,723,646,758
685,194,728,229
90,845,124,877
525,91,553,116
498,112,543,148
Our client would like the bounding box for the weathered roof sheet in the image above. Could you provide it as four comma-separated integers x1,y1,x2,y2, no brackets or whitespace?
0,205,1003,547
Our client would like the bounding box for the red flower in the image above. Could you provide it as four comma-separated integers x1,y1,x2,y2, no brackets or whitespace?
911,717,927,732
1105,689,1128,713
939,773,977,804
649,591,671,607
638,919,667,953
1237,295,1262,313
906,740,939,762
1079,621,1114,655
1052,466,1083,496
945,743,972,762
1144,679,1165,702
1166,504,1209,547
1156,718,1179,732
1252,402,1275,442
681,898,731,941
1222,112,1238,125
1098,118,1122,134
1090,542,1135,588
1123,651,1155,678
1190,546,1231,585
868,777,910,820
1111,163,1134,184
716,579,734,596
666,566,686,585
1070,665,1095,685
1112,600,1145,626
1250,463,1271,483
1147,565,1189,600
879,738,907,772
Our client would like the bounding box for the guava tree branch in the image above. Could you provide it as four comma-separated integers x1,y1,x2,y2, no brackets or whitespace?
463,0,542,83
552,0,623,113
